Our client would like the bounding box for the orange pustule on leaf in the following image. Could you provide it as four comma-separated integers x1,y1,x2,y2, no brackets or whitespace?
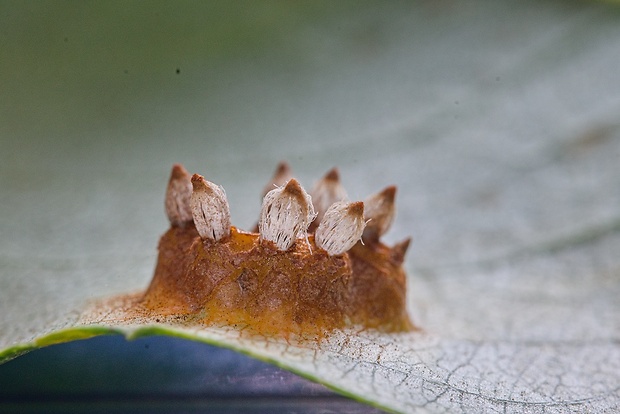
140,163,413,338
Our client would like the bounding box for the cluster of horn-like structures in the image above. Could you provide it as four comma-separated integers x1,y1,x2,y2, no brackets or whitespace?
165,162,399,256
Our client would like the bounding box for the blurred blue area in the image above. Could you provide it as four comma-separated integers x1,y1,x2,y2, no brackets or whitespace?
0,335,385,413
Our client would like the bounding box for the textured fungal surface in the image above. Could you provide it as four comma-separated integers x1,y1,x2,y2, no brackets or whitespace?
129,163,413,337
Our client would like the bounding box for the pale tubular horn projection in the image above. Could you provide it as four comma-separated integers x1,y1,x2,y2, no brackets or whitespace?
310,167,348,227
258,178,316,251
165,164,193,227
316,201,366,256
190,174,231,242
362,186,396,243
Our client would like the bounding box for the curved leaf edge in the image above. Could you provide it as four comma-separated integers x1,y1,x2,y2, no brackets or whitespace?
0,324,397,414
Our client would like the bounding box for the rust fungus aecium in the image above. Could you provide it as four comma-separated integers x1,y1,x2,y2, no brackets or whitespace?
141,163,414,338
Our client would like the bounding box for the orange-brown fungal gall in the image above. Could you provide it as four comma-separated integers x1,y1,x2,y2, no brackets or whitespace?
140,163,414,337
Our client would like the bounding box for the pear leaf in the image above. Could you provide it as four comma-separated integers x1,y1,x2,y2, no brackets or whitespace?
1,1,620,413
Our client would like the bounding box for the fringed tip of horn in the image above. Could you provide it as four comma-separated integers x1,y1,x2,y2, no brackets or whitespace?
167,163,401,257
165,164,193,227
258,178,316,251
190,174,231,242
316,201,365,256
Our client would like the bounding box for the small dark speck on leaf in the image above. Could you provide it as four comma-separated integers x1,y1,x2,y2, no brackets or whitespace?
176,68,180,74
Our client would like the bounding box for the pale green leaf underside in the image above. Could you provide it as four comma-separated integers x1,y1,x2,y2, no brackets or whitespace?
1,1,619,413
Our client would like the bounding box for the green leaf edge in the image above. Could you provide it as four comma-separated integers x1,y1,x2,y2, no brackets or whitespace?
0,325,397,414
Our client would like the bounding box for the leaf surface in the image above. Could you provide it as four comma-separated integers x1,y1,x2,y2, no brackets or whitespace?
1,1,619,412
